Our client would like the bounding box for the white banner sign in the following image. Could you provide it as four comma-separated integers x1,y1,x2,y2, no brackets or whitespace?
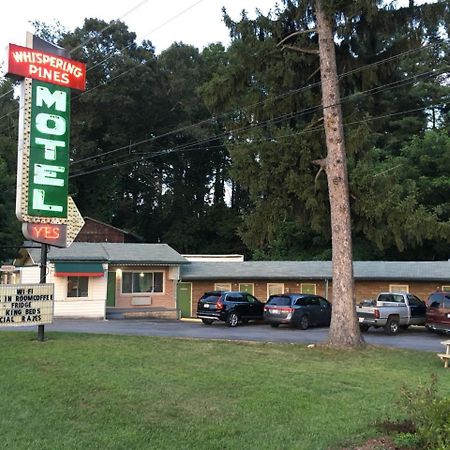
0,283,54,327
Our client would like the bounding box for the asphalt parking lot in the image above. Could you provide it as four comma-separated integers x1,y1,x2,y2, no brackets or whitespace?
4,318,447,352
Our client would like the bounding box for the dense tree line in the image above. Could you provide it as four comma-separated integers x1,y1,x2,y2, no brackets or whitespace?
0,0,449,262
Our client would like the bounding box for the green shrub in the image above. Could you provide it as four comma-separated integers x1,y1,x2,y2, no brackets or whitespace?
394,374,450,450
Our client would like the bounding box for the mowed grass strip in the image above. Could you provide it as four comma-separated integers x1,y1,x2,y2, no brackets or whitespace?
0,332,447,450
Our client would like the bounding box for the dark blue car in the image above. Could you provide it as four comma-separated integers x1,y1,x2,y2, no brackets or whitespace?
264,293,332,329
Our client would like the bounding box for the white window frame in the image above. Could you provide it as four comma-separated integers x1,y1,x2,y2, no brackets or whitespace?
239,283,254,295
389,284,409,293
214,283,231,291
267,283,284,298
442,286,450,292
301,283,317,295
121,271,164,295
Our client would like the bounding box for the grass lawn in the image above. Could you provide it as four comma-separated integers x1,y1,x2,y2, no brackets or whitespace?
0,332,448,450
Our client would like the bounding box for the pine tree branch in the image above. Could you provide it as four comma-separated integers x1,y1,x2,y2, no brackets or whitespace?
312,158,327,192
281,44,319,55
277,29,317,47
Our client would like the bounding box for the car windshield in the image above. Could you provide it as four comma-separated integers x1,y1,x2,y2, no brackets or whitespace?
267,296,291,306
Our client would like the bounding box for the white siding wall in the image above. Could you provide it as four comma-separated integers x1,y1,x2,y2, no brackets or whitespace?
20,266,40,284
47,263,107,319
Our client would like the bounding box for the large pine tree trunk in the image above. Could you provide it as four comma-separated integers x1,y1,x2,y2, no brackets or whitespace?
315,0,363,347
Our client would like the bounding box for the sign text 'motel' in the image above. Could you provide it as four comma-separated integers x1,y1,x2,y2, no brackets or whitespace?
27,80,70,218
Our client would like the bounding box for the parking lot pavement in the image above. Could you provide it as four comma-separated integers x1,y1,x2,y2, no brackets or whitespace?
3,318,445,352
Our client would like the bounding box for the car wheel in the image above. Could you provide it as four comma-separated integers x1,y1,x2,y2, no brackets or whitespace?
270,323,279,328
359,324,369,332
226,312,239,327
201,319,214,325
384,317,400,335
298,315,309,330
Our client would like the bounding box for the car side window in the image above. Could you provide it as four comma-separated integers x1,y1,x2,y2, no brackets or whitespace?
226,294,245,302
429,293,442,308
246,294,258,303
319,298,330,309
444,295,450,309
407,295,423,306
295,298,307,306
309,297,320,306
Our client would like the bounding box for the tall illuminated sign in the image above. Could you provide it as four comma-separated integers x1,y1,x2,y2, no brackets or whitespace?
6,35,86,247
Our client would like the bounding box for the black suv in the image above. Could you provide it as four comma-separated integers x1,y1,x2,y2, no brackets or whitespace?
197,291,264,327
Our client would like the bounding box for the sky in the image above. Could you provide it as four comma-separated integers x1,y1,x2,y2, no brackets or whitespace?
0,0,438,66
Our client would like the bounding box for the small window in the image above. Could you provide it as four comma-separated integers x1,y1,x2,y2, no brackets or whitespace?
122,272,163,294
389,284,409,293
442,286,450,292
67,276,89,298
301,283,316,295
267,283,284,297
214,283,231,291
239,283,254,295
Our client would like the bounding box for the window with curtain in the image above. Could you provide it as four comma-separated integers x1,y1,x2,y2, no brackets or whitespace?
67,277,89,298
122,272,163,294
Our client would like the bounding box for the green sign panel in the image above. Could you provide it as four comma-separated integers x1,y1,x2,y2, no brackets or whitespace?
28,80,70,218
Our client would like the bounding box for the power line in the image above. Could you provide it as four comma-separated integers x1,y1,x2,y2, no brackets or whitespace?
69,100,448,179
69,66,447,173
0,0,151,103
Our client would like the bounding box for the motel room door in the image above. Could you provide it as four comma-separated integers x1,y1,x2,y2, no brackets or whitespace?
106,272,116,307
177,282,192,318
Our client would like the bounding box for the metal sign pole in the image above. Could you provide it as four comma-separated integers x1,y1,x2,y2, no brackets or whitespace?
38,243,47,341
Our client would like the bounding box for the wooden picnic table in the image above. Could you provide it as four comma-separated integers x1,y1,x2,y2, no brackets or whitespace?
437,340,450,368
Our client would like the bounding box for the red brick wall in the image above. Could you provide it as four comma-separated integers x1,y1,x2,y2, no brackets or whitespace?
187,279,446,317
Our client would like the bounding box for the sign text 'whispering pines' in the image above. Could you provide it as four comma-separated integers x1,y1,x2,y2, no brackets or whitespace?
7,44,86,90
0,284,54,327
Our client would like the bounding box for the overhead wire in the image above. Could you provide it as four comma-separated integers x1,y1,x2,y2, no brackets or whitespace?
0,0,151,103
68,100,449,179
68,65,448,176
68,42,444,167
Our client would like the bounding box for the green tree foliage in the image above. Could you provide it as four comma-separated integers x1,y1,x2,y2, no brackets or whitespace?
202,0,450,260
0,79,22,262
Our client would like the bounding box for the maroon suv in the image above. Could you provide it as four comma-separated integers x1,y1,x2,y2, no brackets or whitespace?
426,291,450,334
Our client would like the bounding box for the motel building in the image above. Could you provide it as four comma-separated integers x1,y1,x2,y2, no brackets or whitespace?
13,242,450,320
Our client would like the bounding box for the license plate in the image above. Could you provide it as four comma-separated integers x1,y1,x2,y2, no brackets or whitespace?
358,317,365,323
271,309,280,314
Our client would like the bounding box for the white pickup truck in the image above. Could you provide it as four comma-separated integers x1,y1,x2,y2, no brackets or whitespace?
356,292,427,335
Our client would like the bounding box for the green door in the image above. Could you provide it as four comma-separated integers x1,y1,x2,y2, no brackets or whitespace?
177,282,192,318
106,272,116,307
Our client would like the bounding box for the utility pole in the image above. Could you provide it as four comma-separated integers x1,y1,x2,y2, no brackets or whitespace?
315,0,363,347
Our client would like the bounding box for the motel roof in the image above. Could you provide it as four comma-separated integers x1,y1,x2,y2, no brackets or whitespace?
26,242,188,265
180,260,450,281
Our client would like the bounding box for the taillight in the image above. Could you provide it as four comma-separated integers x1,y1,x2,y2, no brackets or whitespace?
374,309,380,319
281,307,294,313
216,297,224,310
